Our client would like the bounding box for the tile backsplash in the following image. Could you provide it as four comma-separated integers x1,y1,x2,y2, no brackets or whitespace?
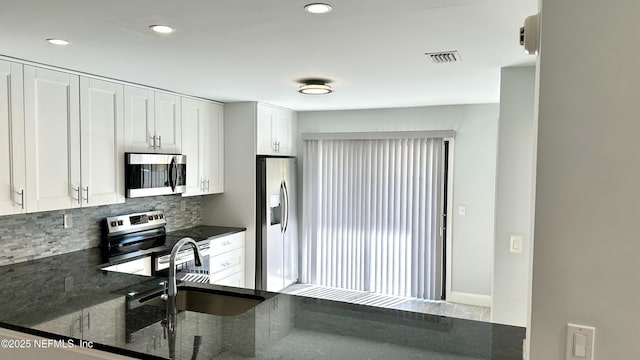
0,195,204,266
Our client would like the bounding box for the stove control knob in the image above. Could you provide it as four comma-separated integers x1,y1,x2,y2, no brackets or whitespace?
117,220,124,226
154,215,159,220
110,221,117,227
159,214,164,219
148,216,153,221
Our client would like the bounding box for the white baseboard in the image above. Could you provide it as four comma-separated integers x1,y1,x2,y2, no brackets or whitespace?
449,291,492,307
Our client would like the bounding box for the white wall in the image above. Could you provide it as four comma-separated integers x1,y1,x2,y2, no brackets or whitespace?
492,66,536,326
202,103,257,289
297,104,499,299
530,0,640,358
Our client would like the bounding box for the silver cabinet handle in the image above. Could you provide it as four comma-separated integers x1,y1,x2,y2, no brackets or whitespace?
73,187,81,204
83,186,89,203
151,135,156,149
15,189,24,209
158,135,162,149
206,179,210,192
201,179,205,192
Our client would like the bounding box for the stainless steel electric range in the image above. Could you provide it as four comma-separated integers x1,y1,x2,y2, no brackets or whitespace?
101,210,210,282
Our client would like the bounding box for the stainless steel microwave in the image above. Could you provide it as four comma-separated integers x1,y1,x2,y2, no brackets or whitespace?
125,153,186,198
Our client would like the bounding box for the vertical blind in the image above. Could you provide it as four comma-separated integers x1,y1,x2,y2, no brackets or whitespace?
301,136,444,300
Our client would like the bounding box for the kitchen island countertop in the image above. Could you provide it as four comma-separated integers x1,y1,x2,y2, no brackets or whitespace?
0,232,525,360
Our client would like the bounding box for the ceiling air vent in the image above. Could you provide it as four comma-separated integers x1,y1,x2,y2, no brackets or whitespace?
425,51,461,64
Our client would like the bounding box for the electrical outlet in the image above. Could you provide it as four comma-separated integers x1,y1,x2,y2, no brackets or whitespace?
63,214,73,229
458,205,466,216
510,235,523,253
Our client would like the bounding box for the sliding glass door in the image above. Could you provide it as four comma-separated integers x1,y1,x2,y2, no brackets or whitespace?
301,134,447,300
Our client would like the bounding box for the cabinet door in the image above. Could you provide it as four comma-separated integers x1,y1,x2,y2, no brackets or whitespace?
154,92,181,153
80,77,125,207
181,97,205,196
24,66,80,212
274,108,294,155
0,61,25,215
204,102,224,194
33,311,82,338
82,297,126,347
124,85,155,152
256,103,275,155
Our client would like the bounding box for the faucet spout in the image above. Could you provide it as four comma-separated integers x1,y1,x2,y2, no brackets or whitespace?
167,237,203,299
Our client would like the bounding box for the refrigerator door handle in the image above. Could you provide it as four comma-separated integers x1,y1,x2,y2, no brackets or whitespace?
283,180,290,235
280,182,285,233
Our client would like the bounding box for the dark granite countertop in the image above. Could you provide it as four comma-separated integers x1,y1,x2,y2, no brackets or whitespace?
0,232,525,360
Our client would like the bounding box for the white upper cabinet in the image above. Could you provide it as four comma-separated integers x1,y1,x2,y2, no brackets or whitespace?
154,92,181,154
0,60,25,216
256,103,295,156
181,97,224,196
124,87,181,154
205,102,224,193
24,66,81,212
80,77,125,207
124,86,155,152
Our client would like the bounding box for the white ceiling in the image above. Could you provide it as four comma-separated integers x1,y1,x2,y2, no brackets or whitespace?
0,0,537,111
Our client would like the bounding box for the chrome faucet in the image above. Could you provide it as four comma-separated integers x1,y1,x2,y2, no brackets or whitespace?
161,237,203,360
162,237,203,313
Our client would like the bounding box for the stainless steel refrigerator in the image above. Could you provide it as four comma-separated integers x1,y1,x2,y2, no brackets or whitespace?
256,156,298,292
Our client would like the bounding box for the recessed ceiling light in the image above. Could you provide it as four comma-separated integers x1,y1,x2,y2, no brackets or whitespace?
304,3,333,14
149,25,174,34
299,80,333,95
46,38,69,45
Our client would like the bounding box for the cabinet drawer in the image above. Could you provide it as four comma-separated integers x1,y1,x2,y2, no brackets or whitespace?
210,248,244,280
212,271,244,288
210,231,245,256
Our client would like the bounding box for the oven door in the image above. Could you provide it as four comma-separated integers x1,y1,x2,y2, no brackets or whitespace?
125,153,186,198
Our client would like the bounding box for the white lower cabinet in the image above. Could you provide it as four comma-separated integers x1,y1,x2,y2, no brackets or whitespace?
209,231,246,288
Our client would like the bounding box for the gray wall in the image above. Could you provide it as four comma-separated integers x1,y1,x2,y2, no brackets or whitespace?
530,0,640,358
492,66,536,326
297,104,499,299
0,195,203,266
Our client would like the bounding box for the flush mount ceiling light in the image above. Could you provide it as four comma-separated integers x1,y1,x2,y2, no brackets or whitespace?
304,3,333,14
149,25,174,34
46,38,69,45
298,80,333,95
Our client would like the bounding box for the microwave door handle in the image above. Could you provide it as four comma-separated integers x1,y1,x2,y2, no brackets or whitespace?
169,156,177,192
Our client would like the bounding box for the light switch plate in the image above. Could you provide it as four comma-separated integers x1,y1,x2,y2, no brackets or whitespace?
566,323,595,360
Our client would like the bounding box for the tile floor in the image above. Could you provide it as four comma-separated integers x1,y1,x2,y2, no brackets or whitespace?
282,283,491,322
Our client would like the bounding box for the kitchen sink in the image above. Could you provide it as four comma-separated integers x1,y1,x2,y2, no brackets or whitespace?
141,286,265,316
